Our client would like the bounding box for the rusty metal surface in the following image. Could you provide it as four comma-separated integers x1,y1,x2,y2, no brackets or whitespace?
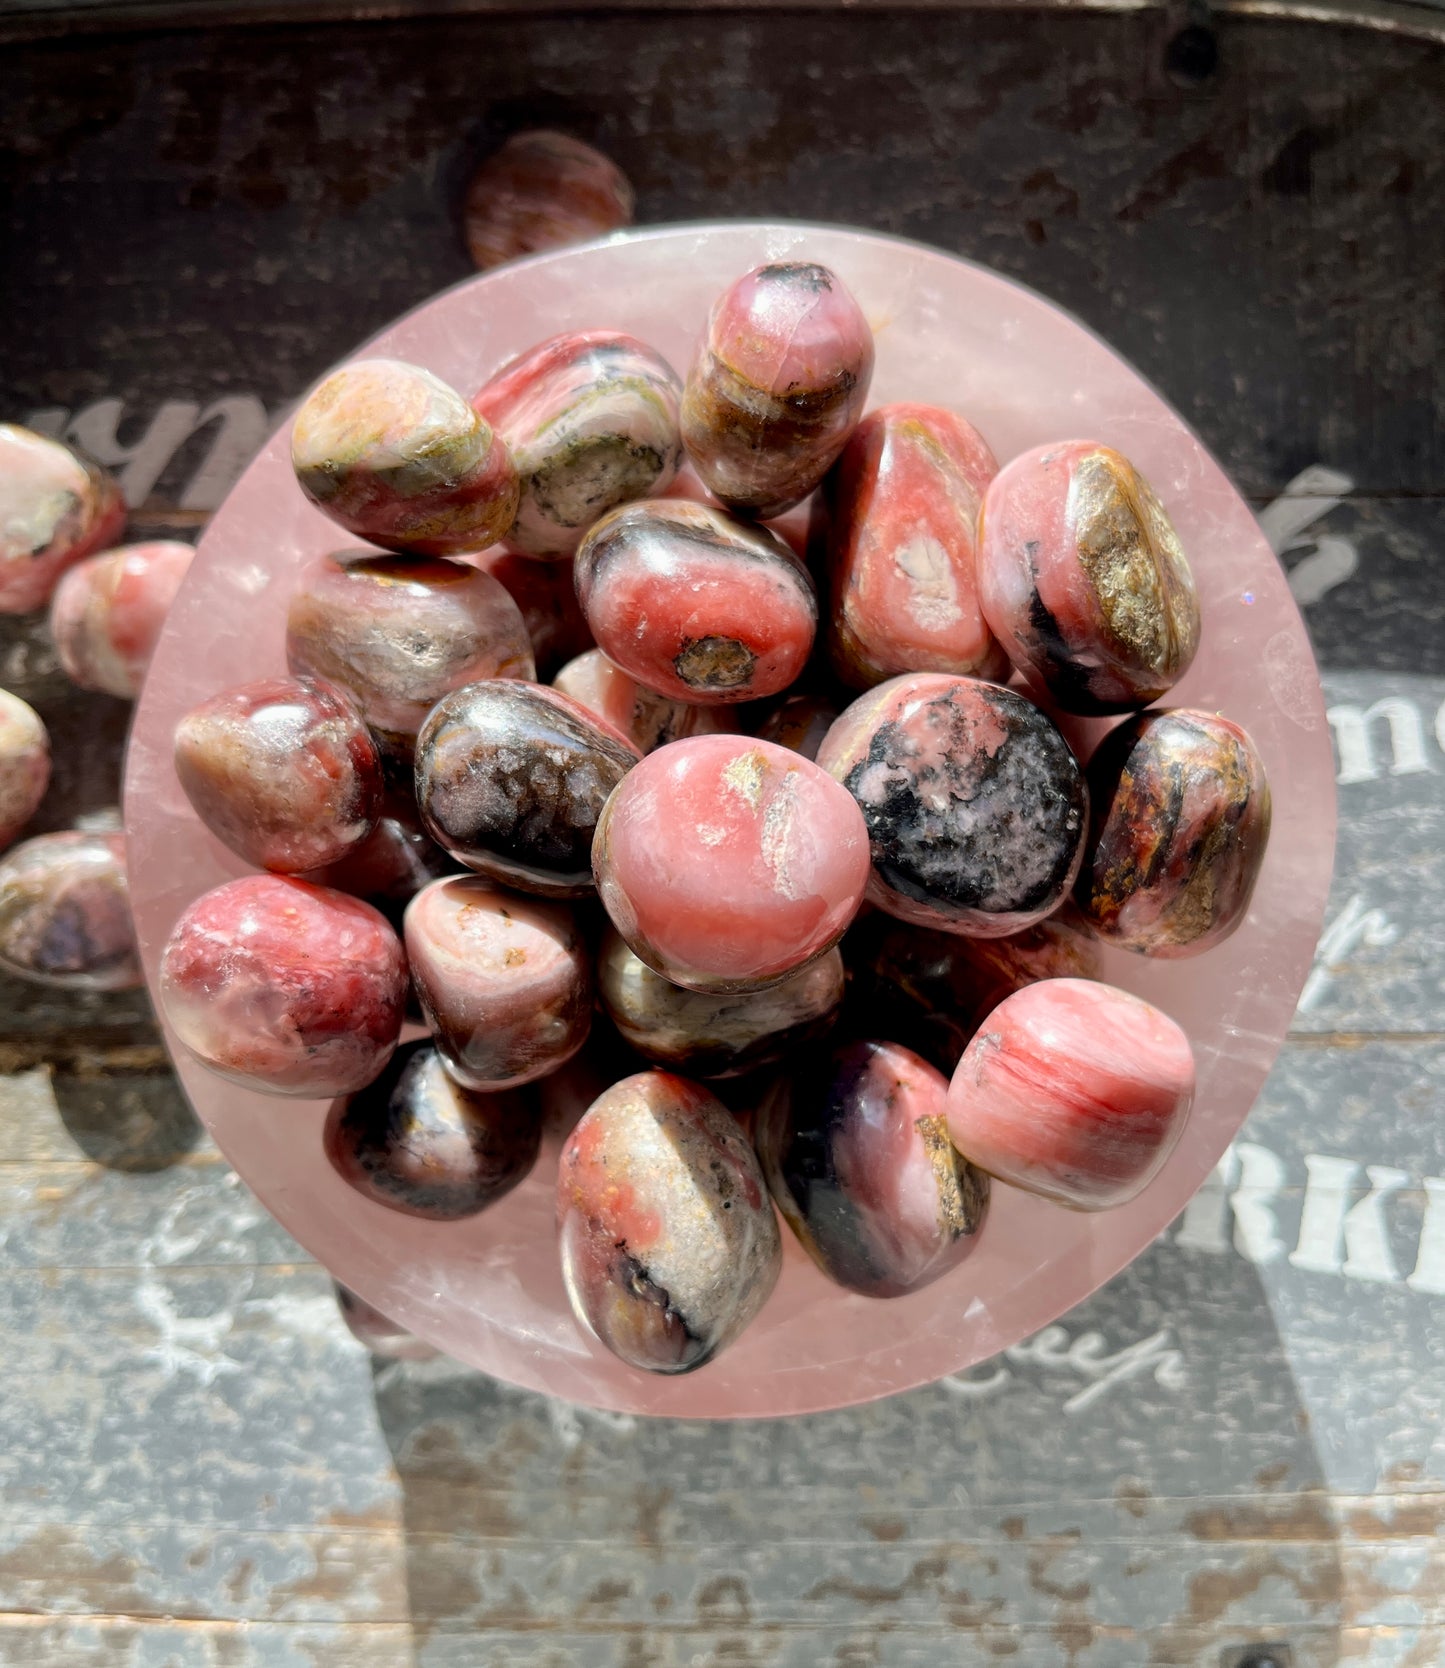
0,5,1442,1663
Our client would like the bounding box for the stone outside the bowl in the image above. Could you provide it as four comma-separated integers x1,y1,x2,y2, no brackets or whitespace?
49,541,195,699
123,224,1336,1419
0,424,127,615
0,691,51,853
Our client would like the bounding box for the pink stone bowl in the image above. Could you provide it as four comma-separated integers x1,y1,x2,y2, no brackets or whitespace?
125,223,1336,1418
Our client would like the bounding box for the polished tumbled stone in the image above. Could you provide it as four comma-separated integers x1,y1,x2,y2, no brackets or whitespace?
0,691,50,853
0,424,126,615
756,1038,989,1297
558,1070,781,1374
1077,707,1272,957
49,540,193,699
817,672,1087,938
977,440,1201,714
681,262,874,518
945,977,1195,1211
463,131,634,272
0,830,139,990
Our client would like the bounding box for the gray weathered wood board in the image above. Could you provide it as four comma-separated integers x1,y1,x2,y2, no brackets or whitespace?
1,3,1442,1663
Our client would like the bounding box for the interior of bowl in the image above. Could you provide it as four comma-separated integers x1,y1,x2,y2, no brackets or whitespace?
124,222,1337,1418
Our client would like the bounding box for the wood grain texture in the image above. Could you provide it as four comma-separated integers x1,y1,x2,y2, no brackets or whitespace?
1,3,1443,1663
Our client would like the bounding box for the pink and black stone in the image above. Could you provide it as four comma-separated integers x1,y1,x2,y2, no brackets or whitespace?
680,262,874,518
325,1039,540,1219
822,403,1008,690
470,548,595,679
158,876,407,1097
463,131,634,272
553,649,735,754
0,831,139,990
575,499,817,705
841,912,1098,1075
291,359,520,558
48,541,193,698
945,978,1195,1210
817,673,1087,938
754,692,839,763
593,734,870,994
287,551,534,765
0,692,50,853
977,441,1201,715
755,1039,988,1298
0,424,126,616
597,927,844,1078
557,1071,781,1374
334,1282,439,1361
415,681,640,896
1076,708,1272,957
174,676,382,874
404,874,592,1091
473,331,683,559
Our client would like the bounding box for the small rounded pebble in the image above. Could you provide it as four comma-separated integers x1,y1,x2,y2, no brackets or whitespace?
474,330,683,558
754,692,839,763
0,691,51,851
823,403,1008,689
598,928,844,1078
755,1039,989,1297
1077,708,1272,957
326,1039,540,1219
841,913,1098,1075
817,673,1087,938
0,830,139,989
0,425,127,615
416,680,640,896
575,499,817,704
463,130,634,271
48,540,193,698
174,676,382,873
681,262,874,518
977,440,1201,714
471,549,595,678
159,876,407,1097
404,875,592,1091
334,1282,439,1361
553,649,735,753
558,1071,781,1374
287,551,534,761
593,734,870,993
291,359,520,557
945,978,1195,1210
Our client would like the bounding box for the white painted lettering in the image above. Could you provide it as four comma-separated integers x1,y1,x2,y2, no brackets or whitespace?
1172,1146,1239,1253
1230,1141,1290,1264
1342,1165,1411,1284
1327,698,1432,785
1289,1154,1358,1273
1407,1178,1445,1296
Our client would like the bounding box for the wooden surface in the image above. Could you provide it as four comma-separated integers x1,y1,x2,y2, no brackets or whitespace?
1,4,1443,1664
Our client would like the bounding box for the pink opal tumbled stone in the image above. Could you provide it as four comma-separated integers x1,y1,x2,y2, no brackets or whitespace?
463,131,634,272
575,499,817,705
405,874,592,1091
593,734,870,993
977,440,1201,715
286,551,534,761
473,330,683,559
158,876,407,1097
756,1039,989,1298
553,649,735,754
291,360,519,558
822,403,1008,690
173,676,382,873
0,691,50,852
48,541,193,698
0,425,127,616
558,1071,781,1374
817,673,1087,938
681,262,874,518
0,830,139,990
945,977,1195,1210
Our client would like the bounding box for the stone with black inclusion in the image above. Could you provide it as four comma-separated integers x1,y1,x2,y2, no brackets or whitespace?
816,672,1087,938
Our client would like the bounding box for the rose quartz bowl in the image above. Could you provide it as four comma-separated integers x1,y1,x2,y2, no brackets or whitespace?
125,223,1336,1418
